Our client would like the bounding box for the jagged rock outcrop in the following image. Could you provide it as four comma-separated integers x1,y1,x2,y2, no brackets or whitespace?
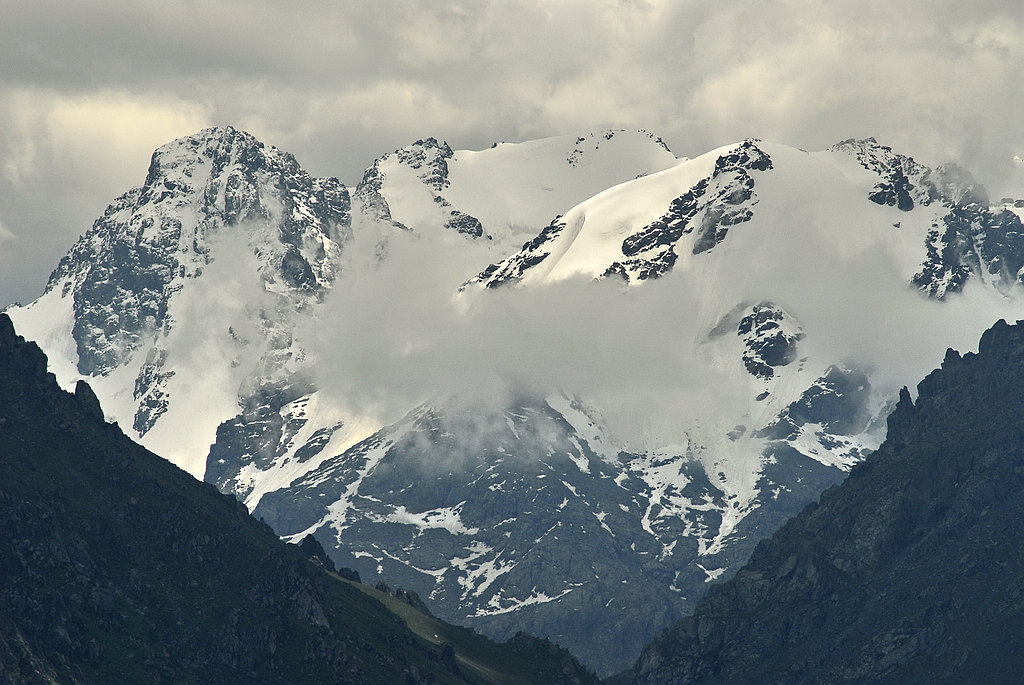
633,318,1024,684
913,203,1024,298
353,137,484,237
49,126,350,378
832,137,1024,298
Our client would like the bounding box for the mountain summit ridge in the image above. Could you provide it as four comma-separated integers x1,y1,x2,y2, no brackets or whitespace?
6,126,1023,675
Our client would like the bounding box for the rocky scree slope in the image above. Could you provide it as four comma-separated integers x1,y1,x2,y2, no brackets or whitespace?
632,318,1024,684
0,313,599,685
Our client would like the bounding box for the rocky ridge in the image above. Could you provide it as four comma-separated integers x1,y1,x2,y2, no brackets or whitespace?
353,137,483,237
831,137,1024,298
473,139,774,288
633,318,1024,684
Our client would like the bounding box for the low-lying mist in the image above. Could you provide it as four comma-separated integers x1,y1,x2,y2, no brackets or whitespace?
299,221,1022,454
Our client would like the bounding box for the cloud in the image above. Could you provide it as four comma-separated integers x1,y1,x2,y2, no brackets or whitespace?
296,149,1024,457
0,88,211,306
2,0,1023,309
0,215,14,243
673,2,1024,192
0,89,210,187
299,225,745,450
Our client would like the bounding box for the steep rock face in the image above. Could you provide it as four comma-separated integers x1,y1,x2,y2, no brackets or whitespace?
913,203,1024,298
832,137,1024,298
476,140,774,288
831,137,935,212
734,302,804,379
634,319,1024,684
49,126,350,377
474,218,569,289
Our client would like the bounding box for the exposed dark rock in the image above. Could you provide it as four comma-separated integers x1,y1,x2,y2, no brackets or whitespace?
603,139,773,282
298,534,337,573
634,318,1024,684
47,126,350,378
396,138,454,191
74,380,104,422
473,218,568,288
205,379,321,500
736,303,804,379
337,567,362,583
443,210,484,238
354,138,485,239
832,137,1022,298
913,204,1024,299
832,137,933,213
353,159,409,231
280,244,318,290
758,365,872,440
867,166,918,211
251,400,697,676
132,347,173,435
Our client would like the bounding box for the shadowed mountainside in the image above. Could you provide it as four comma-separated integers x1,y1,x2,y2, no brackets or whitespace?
631,318,1024,684
0,313,597,685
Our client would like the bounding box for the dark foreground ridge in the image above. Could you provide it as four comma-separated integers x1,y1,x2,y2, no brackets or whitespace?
0,314,597,685
631,318,1024,684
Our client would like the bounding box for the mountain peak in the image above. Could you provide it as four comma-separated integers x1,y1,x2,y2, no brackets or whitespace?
36,127,352,379
144,126,266,184
0,312,48,382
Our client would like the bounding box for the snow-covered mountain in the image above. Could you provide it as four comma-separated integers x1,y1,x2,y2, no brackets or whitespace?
472,137,1023,293
355,129,677,242
6,127,1023,675
6,127,352,474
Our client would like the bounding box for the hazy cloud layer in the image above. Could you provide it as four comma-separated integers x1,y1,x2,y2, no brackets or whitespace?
2,0,1024,306
299,214,1021,455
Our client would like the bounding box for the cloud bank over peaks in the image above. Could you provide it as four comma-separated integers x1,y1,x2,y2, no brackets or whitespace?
299,229,740,449
299,161,1024,456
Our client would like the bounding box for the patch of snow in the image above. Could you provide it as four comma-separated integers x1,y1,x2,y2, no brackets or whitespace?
473,585,578,617
384,502,480,535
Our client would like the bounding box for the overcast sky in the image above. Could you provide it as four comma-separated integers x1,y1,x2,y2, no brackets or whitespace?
2,0,1023,308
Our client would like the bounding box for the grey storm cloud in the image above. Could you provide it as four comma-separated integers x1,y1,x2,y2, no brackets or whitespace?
2,0,1024,307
